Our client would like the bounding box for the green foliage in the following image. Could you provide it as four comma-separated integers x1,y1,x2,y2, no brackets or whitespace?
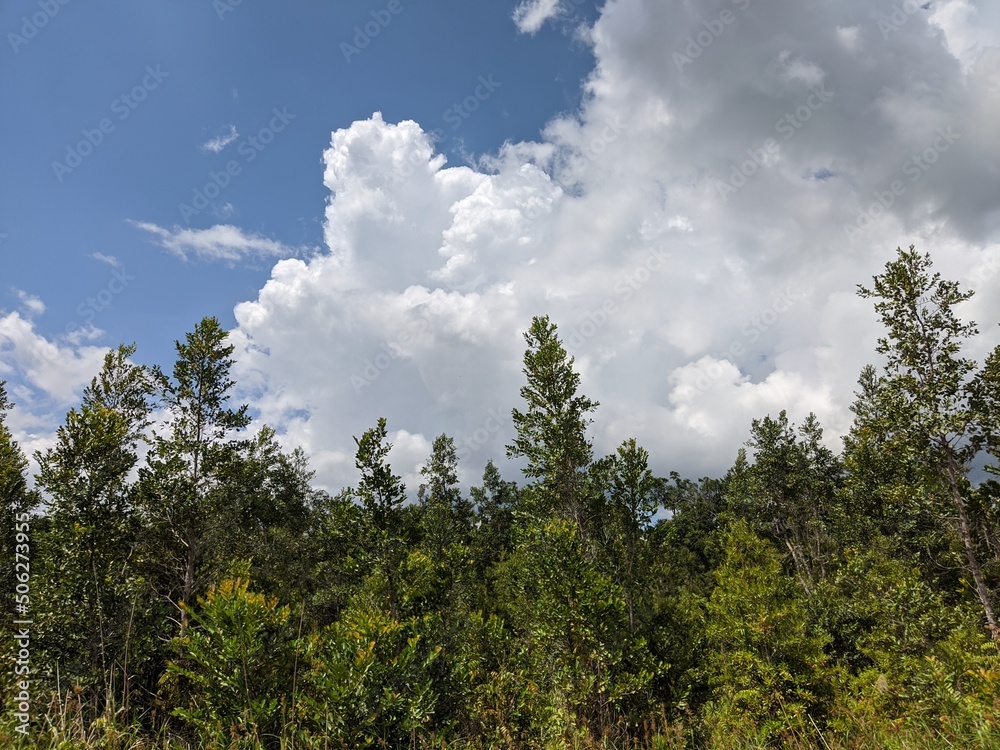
139,318,255,634
981,342,1000,469
592,438,663,635
352,417,408,617
418,434,473,557
496,518,658,744
308,487,367,625
858,245,999,632
809,541,1000,742
837,365,946,561
701,521,831,746
354,417,406,530
725,411,840,592
507,315,598,528
857,246,983,455
165,569,292,746
30,346,154,704
296,592,440,747
470,459,519,572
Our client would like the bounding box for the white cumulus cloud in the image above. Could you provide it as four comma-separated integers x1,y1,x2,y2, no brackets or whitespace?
227,0,1000,492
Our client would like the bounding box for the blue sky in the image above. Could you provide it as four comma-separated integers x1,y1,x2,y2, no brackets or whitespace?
3,0,1000,492
1,1,596,368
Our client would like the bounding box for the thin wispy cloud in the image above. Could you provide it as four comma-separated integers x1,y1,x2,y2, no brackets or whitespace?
130,221,297,263
200,124,240,154
90,252,121,268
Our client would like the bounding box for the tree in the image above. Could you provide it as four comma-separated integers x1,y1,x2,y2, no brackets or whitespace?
353,417,407,617
979,343,1000,474
0,377,36,527
726,411,840,593
417,434,472,557
593,439,662,632
858,245,999,635
702,521,831,745
166,569,292,744
838,365,944,562
506,316,598,534
470,460,519,570
210,428,316,604
495,518,655,743
33,345,153,701
138,317,251,634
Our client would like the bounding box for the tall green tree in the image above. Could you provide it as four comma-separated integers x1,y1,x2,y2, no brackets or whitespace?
506,316,598,533
209,427,315,603
858,245,999,634
979,343,1000,473
702,521,831,745
353,417,407,617
33,345,153,699
417,434,472,557
495,518,654,743
138,317,251,633
838,365,944,564
593,438,661,632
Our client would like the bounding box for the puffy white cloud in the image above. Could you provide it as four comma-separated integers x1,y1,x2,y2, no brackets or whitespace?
513,0,565,34
929,0,1000,72
131,222,301,263
230,0,999,491
0,311,110,470
14,290,45,317
0,312,106,406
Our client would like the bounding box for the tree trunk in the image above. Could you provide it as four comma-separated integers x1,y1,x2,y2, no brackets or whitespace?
945,454,998,637
181,532,198,636
784,538,813,595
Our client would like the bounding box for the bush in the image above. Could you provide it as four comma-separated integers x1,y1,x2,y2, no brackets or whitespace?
164,571,292,747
